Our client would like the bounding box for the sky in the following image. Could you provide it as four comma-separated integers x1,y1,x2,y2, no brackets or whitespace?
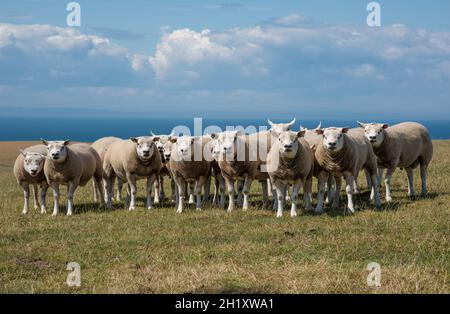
1,0,450,120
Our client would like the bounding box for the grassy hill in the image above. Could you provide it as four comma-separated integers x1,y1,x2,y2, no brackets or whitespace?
0,141,448,293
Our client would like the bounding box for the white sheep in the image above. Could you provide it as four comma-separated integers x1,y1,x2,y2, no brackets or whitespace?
314,128,381,214
41,140,105,216
13,144,48,214
267,130,314,218
357,121,433,201
103,136,162,210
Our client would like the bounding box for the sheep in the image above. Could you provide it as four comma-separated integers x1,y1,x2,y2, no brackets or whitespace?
209,137,226,208
267,130,314,218
152,131,176,203
91,137,123,202
212,131,270,212
313,127,381,214
357,121,433,201
168,136,211,213
41,140,105,216
13,144,48,214
103,136,162,210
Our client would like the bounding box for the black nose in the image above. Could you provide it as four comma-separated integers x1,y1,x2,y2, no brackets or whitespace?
284,144,292,149
329,142,336,147
31,170,37,174
370,136,376,140
143,150,150,154
52,153,58,157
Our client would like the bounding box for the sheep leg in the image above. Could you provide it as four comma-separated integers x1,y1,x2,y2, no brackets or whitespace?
125,183,131,208
225,177,235,212
153,176,160,204
420,163,428,196
92,180,99,203
66,181,78,216
126,174,137,211
384,167,395,202
50,183,60,216
332,175,342,209
195,176,207,211
377,167,385,188
406,167,415,198
219,176,226,208
274,182,285,218
236,179,244,207
146,174,157,209
94,175,105,207
204,175,211,203
353,176,360,195
370,171,381,209
32,184,40,209
170,179,176,203
37,181,47,214
261,179,269,209
116,179,123,202
325,175,335,205
188,182,195,204
365,169,372,190
290,180,302,218
315,172,327,213
344,174,355,214
272,188,278,211
302,176,313,212
21,183,30,214
212,176,219,206
267,178,273,197
175,178,186,213
242,175,253,210
105,177,114,209
159,175,165,202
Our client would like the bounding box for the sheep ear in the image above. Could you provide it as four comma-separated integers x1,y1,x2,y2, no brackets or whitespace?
169,131,175,137
235,130,243,137
150,131,156,137
357,121,366,128
209,133,217,139
152,136,160,142
40,138,48,146
191,137,196,144
297,130,306,138
315,122,322,130
169,137,178,143
19,149,27,157
382,124,389,129
63,140,70,146
299,125,307,132
267,119,274,127
315,129,324,135
130,137,138,143
287,118,296,129
342,127,350,134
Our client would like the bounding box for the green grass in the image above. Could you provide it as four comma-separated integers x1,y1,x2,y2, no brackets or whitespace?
0,141,449,293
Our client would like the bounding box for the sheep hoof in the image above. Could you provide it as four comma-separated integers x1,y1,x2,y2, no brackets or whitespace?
290,212,297,218
21,210,27,215
386,196,393,203
148,206,153,210
176,209,182,214
196,208,202,211
40,207,47,214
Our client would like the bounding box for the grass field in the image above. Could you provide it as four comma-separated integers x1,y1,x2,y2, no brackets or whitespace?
0,141,449,293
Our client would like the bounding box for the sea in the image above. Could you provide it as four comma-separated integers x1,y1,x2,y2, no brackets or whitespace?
0,116,449,141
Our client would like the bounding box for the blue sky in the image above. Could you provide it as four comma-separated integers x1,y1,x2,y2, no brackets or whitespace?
1,0,450,119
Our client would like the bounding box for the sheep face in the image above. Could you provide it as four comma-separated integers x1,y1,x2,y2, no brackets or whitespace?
154,134,171,153
277,130,305,158
358,122,388,148
22,152,45,176
42,140,69,162
130,137,157,161
176,136,195,159
162,140,175,162
210,139,221,161
316,128,349,152
216,131,242,161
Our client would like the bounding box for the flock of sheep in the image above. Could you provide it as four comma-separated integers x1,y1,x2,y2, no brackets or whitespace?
14,119,433,218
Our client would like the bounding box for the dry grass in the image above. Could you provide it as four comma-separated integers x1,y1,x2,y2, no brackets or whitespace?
0,141,449,293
